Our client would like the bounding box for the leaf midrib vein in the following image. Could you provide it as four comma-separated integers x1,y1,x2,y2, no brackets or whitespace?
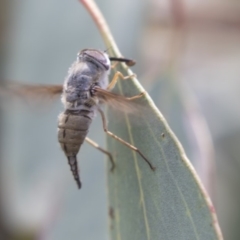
118,79,151,240
113,66,199,240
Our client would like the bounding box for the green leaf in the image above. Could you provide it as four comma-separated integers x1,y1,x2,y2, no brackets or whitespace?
106,63,222,240
80,1,223,239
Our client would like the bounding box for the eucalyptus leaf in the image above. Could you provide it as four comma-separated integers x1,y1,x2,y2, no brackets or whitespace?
106,63,222,240
80,0,223,239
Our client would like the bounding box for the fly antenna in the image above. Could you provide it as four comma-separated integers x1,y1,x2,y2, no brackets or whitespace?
104,47,135,66
109,57,136,67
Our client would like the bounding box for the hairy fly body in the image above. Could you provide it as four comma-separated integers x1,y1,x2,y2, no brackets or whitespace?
58,49,111,188
2,49,155,189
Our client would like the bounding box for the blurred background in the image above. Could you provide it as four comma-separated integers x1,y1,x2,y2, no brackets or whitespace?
0,0,239,239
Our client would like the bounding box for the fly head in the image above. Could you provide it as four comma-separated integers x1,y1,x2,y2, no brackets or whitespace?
77,49,110,71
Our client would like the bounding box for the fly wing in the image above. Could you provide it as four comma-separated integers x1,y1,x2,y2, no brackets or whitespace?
94,87,144,114
0,82,63,104
0,83,63,100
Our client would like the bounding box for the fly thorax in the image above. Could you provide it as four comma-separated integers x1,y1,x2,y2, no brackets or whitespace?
84,61,110,90
98,69,110,89
62,64,91,104
62,59,109,110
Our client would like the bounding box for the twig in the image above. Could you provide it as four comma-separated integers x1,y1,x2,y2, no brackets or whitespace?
79,0,121,57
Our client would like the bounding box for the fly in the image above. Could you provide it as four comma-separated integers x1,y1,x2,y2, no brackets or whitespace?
2,49,155,189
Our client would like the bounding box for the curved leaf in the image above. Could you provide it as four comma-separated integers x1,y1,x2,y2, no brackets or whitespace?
106,63,222,240
80,1,223,239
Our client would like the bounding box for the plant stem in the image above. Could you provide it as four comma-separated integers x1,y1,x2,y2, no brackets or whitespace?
79,0,121,57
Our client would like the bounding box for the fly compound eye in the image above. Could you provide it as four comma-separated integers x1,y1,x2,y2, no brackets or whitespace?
81,49,110,70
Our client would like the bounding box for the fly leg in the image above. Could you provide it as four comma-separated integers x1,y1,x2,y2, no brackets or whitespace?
107,70,145,101
85,137,115,172
98,107,155,171
107,71,136,91
111,62,118,69
125,92,146,101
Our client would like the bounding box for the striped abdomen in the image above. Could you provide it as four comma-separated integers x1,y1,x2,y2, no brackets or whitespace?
58,111,93,188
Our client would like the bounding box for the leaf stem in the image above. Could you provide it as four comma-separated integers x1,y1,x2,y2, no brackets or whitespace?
79,0,121,57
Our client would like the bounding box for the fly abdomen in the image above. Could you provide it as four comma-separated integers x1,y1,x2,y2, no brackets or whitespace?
57,111,93,188
68,156,81,189
58,112,92,154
